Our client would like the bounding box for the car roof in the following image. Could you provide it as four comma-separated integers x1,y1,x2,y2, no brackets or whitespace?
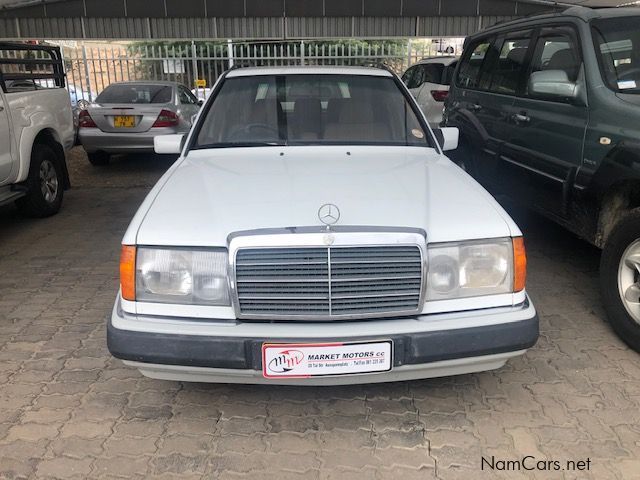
470,6,640,38
226,66,393,78
105,80,180,87
414,56,459,66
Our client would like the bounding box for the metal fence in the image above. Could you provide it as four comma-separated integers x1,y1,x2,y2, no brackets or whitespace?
61,39,462,102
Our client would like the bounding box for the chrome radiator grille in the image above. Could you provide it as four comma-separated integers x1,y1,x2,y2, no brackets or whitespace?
234,245,423,319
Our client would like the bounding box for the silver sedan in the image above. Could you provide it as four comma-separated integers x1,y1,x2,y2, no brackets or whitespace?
78,81,202,166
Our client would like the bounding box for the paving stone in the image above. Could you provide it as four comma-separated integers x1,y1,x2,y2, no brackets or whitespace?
49,436,105,458
22,408,72,424
102,435,159,456
60,420,114,438
0,439,48,461
150,453,209,475
108,419,163,439
4,422,61,442
35,457,93,478
0,457,38,479
93,455,151,477
157,434,212,456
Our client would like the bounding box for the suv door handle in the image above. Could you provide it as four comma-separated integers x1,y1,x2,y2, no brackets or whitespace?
512,113,530,124
469,103,482,112
0,106,4,112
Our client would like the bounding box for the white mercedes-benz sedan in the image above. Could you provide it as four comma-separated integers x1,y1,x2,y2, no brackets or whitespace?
108,66,538,385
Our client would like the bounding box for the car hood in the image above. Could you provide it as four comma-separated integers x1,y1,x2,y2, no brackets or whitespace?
132,146,518,246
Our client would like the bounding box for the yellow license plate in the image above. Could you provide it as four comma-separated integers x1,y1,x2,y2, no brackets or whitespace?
114,115,135,128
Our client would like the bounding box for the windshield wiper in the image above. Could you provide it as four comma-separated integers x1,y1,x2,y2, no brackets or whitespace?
193,141,285,149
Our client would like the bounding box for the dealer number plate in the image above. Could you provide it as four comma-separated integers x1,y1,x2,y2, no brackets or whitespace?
262,341,392,378
114,115,135,128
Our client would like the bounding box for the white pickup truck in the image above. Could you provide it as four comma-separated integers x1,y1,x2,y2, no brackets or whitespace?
0,42,74,217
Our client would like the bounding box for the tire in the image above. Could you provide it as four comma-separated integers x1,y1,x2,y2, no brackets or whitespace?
600,208,640,352
88,151,110,166
15,143,64,218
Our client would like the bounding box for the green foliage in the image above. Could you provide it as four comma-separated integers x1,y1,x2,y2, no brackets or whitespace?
127,39,407,57
125,39,413,86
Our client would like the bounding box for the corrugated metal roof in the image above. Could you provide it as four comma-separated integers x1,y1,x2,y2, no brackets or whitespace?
0,0,627,10
0,0,632,40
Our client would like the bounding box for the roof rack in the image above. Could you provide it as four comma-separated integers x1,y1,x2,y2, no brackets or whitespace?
415,55,457,61
486,4,602,29
0,42,65,93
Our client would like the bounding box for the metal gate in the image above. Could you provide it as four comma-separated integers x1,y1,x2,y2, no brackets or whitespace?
61,39,462,103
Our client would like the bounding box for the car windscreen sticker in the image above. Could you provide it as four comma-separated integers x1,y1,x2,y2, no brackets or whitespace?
618,80,637,90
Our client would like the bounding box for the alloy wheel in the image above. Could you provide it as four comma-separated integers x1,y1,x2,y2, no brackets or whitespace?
618,239,640,325
39,159,59,204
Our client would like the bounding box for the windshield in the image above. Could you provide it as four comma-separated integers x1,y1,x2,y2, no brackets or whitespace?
195,74,431,148
592,17,640,94
96,84,174,104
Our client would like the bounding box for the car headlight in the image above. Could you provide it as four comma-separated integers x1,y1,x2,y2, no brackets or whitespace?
134,247,230,305
426,238,521,301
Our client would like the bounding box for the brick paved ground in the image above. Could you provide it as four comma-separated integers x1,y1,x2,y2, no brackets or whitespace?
1,148,640,480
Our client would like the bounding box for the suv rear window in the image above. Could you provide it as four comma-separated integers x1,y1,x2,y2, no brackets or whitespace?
592,17,640,94
96,84,173,104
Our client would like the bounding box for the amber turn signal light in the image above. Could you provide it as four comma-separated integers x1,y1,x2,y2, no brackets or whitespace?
513,237,527,292
120,245,136,301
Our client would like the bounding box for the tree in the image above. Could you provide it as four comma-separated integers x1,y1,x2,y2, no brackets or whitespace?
127,39,412,87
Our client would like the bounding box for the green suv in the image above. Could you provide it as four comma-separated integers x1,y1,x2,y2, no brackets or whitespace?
445,6,640,351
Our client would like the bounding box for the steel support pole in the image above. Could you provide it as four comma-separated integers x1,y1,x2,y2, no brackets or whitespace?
191,40,199,87
227,39,234,69
81,42,92,101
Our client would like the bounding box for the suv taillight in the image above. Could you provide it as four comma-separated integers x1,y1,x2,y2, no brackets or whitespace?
78,110,97,128
431,90,449,102
152,109,179,128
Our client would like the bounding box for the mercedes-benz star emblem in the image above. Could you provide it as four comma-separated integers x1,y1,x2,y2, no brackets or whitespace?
318,203,340,227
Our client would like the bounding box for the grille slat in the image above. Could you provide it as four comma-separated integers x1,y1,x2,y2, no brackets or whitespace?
235,244,423,319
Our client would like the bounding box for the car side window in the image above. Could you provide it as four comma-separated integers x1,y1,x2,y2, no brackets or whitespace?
525,30,582,98
405,66,424,89
443,61,457,85
179,87,197,105
456,38,494,89
488,33,533,95
423,64,445,85
401,67,416,87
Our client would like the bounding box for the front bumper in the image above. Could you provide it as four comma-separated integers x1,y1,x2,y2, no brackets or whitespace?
78,127,180,153
108,297,538,385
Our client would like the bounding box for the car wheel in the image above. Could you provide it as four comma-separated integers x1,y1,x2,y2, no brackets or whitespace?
16,143,64,218
600,208,640,352
88,151,110,166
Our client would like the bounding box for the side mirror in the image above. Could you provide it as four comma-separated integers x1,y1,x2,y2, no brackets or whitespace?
529,70,578,99
434,127,459,152
197,99,204,106
154,134,184,154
